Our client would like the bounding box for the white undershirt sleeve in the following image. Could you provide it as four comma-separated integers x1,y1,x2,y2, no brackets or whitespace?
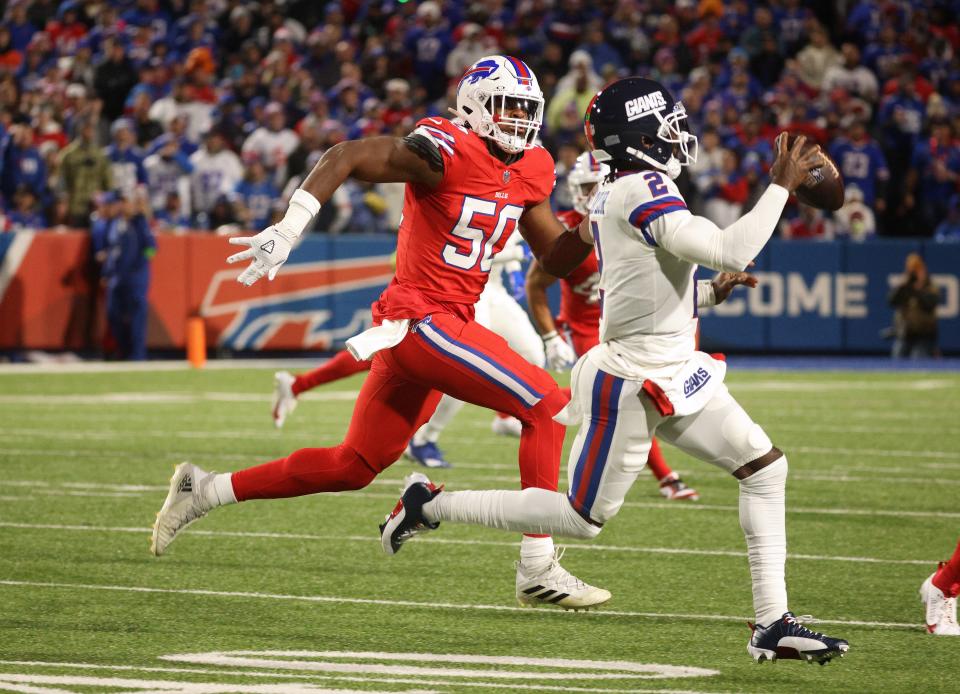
654,184,789,272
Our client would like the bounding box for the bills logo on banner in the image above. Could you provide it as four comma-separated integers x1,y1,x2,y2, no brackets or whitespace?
200,255,394,350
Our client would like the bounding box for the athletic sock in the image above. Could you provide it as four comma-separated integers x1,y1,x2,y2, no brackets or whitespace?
645,438,672,481
933,539,960,597
738,456,789,626
519,535,555,575
204,473,237,508
292,351,370,396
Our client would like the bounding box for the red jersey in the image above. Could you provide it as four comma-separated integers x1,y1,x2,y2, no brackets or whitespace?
375,117,555,323
555,209,601,346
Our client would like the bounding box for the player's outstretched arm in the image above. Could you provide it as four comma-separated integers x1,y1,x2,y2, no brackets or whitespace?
527,259,576,370
525,260,559,336
227,137,443,286
519,199,593,277
654,134,823,273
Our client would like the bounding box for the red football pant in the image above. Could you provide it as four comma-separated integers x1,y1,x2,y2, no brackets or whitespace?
292,351,371,396
933,539,960,597
233,313,567,501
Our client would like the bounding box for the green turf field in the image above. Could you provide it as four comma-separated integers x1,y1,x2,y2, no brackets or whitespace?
0,365,957,693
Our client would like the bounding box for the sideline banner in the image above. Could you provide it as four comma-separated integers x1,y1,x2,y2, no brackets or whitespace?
0,233,956,353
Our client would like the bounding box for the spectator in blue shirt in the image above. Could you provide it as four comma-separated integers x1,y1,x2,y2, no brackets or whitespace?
5,1,36,53
404,1,452,101
7,184,46,230
934,195,960,242
829,116,890,210
121,0,173,41
579,19,622,73
906,119,960,233
105,119,147,198
0,120,46,209
233,153,279,231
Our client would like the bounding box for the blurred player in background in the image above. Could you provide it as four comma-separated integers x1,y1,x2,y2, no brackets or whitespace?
153,56,611,609
528,152,699,501
271,232,545,470
382,77,850,662
920,538,960,635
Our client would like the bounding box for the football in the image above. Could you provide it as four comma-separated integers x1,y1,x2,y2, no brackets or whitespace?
780,133,845,211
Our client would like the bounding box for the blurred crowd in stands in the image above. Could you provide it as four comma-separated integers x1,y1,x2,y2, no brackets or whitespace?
1,0,960,241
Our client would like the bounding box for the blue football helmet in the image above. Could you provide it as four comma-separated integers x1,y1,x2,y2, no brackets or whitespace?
584,77,697,179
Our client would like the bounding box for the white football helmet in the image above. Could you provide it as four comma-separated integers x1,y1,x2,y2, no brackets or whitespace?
567,152,610,214
453,55,544,154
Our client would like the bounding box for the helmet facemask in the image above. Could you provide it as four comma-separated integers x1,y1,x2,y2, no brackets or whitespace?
616,103,698,179
483,93,544,153
650,102,698,179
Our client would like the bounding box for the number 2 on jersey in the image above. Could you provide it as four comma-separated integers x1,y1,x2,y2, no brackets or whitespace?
643,171,668,197
442,196,524,272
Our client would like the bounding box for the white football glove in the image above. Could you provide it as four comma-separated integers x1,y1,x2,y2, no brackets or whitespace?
543,331,576,371
226,225,297,286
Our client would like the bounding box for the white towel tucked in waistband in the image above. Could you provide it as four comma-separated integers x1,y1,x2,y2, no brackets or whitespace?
345,319,410,361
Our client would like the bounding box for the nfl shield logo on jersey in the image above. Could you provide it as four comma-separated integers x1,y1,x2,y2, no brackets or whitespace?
503,170,511,183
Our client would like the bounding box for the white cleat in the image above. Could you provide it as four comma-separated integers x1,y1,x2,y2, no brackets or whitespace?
491,415,523,438
150,462,214,556
920,570,960,635
515,549,611,610
272,371,298,428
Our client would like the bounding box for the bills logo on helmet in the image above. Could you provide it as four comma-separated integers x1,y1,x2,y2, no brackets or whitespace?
624,91,667,122
460,59,500,85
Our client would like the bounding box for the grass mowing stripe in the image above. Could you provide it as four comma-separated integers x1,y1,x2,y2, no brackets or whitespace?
0,579,920,631
0,521,935,566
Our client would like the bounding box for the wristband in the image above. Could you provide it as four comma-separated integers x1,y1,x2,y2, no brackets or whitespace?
276,188,322,238
541,331,558,342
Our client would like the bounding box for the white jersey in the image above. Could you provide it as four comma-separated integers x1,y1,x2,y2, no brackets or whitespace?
589,170,697,371
189,148,244,214
486,231,525,290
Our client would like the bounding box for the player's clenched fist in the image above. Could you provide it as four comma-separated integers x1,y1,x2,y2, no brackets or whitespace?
226,226,297,286
543,331,576,371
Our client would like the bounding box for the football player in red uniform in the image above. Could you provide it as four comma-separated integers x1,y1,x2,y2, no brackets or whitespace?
527,152,699,501
152,56,610,609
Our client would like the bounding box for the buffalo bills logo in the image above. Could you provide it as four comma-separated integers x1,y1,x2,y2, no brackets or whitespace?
460,60,500,86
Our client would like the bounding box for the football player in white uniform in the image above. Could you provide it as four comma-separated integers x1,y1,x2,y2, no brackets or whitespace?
381,77,850,663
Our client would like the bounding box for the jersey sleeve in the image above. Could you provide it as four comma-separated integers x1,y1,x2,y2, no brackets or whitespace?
621,172,692,247
406,117,469,188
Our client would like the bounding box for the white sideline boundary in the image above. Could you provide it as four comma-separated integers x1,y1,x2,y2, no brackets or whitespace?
0,522,938,567
0,579,919,631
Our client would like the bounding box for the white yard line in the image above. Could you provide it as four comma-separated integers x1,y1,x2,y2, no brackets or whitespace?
0,579,920,631
0,662,720,694
0,522,937,567
0,391,360,406
0,359,328,374
729,378,954,391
